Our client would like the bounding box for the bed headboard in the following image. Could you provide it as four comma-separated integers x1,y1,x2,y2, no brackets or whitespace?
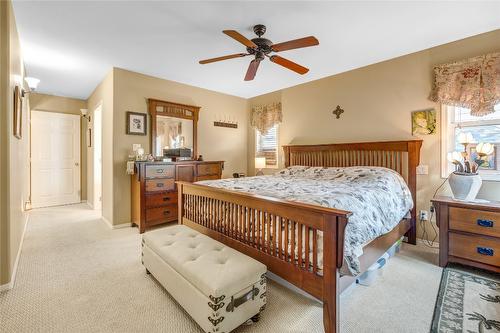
282,140,423,244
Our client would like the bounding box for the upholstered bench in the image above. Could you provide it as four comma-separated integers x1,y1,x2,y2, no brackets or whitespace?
142,225,267,333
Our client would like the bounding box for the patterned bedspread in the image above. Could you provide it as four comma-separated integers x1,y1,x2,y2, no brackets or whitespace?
197,166,413,275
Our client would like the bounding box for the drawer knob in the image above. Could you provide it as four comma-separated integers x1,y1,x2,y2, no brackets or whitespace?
162,197,170,201
477,219,494,228
157,169,164,173
156,183,164,187
163,210,170,216
477,247,494,256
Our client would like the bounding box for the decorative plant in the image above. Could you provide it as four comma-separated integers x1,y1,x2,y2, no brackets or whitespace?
447,139,495,175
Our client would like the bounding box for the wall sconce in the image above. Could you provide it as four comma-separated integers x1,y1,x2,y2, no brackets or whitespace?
21,77,40,97
80,109,91,122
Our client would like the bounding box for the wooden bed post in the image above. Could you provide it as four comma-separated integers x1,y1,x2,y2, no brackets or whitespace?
405,140,422,245
323,215,347,333
177,182,184,225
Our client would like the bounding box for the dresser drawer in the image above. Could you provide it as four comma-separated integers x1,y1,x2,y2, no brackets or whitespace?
145,165,175,179
197,163,221,176
145,204,178,224
145,179,175,192
145,191,178,208
196,174,220,182
449,207,500,238
449,232,500,267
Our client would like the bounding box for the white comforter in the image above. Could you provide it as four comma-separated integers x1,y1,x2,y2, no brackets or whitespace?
197,166,413,275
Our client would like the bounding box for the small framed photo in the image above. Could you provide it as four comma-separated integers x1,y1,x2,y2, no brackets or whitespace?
412,109,436,136
13,85,22,139
126,111,147,136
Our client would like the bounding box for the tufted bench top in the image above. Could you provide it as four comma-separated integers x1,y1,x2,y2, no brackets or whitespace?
143,225,266,298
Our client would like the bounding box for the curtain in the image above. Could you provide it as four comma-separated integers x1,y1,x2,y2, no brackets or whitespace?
251,102,282,134
429,52,500,117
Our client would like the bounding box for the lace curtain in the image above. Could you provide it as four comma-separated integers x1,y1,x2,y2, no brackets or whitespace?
251,102,282,134
429,52,500,117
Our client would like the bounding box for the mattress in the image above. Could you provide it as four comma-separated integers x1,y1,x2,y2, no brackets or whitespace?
197,166,413,275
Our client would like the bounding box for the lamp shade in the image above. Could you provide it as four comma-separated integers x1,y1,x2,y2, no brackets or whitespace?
255,157,266,169
458,132,474,144
25,77,40,91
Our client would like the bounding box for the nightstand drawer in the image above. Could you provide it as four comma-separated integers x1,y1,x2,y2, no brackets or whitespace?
449,207,500,238
449,232,500,267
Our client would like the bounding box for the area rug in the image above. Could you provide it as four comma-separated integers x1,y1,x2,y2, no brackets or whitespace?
431,263,500,333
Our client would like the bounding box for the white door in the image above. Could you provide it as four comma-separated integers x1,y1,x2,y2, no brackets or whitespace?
31,111,81,208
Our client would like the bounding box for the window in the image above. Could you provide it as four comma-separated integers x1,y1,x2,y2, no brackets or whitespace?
256,125,278,168
442,104,500,180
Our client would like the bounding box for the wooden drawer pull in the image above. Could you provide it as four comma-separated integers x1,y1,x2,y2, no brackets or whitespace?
477,219,494,228
163,210,171,216
162,196,171,201
156,183,164,188
156,169,164,173
477,247,494,256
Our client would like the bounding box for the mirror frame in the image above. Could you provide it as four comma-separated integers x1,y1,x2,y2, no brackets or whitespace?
148,98,200,159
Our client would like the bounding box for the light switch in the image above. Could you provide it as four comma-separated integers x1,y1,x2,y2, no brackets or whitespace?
416,165,429,175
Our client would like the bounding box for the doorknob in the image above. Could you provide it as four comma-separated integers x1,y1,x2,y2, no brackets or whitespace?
75,162,80,166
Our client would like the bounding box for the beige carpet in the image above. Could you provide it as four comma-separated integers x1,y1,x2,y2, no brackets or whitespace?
0,204,442,332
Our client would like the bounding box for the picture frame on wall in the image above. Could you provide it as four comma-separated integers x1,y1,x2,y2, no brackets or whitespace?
13,85,22,139
411,109,436,136
126,111,147,136
87,128,92,147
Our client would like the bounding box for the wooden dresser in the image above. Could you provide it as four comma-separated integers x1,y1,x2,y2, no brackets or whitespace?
432,196,500,273
131,160,224,233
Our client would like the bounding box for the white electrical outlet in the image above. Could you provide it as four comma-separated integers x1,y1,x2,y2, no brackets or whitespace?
416,165,429,175
419,210,429,221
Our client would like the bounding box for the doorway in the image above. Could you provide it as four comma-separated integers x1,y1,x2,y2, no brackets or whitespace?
31,111,81,208
93,105,102,210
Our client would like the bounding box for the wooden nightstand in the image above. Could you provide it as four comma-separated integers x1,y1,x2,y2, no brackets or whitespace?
432,196,500,273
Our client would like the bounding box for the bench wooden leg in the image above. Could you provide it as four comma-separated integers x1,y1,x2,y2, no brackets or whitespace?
145,268,151,275
251,313,260,323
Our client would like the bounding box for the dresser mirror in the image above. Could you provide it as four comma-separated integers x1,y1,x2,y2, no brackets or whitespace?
148,99,200,159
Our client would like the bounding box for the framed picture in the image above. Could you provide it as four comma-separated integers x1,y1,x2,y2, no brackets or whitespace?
13,85,22,139
87,128,92,147
126,111,147,136
469,144,497,170
412,109,436,136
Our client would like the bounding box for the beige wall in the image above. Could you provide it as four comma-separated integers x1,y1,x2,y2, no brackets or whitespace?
110,68,248,225
0,1,30,286
29,93,88,200
87,70,114,223
248,29,500,240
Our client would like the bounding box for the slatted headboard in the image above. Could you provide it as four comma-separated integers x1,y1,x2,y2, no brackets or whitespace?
282,140,423,244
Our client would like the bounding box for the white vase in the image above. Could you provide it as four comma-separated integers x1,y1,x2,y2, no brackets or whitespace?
448,172,482,201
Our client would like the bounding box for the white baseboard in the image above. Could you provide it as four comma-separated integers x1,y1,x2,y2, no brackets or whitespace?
1,213,29,292
101,216,131,229
85,200,94,209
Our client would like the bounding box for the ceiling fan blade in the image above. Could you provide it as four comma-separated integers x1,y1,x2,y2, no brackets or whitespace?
199,53,248,64
244,60,260,81
272,36,319,52
223,30,257,48
270,55,309,75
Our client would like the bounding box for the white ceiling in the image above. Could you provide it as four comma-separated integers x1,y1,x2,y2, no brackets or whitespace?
12,1,500,100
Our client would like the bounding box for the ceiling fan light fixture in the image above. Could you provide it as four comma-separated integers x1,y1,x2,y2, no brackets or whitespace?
199,25,319,81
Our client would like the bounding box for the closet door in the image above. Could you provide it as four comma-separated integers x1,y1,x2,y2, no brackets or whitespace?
31,111,81,208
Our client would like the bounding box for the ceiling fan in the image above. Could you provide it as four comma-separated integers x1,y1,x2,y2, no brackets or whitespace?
199,24,319,81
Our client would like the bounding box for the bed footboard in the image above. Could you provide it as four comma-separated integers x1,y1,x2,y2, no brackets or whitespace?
177,181,351,333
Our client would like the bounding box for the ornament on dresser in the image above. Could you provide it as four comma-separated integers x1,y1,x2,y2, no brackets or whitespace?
447,132,495,201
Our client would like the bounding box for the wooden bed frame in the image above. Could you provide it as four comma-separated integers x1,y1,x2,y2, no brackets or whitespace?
176,140,422,333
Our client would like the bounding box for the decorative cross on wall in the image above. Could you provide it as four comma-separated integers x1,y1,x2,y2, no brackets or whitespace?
332,105,344,119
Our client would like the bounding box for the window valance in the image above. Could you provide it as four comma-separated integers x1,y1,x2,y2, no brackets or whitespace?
251,102,282,134
429,52,500,117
